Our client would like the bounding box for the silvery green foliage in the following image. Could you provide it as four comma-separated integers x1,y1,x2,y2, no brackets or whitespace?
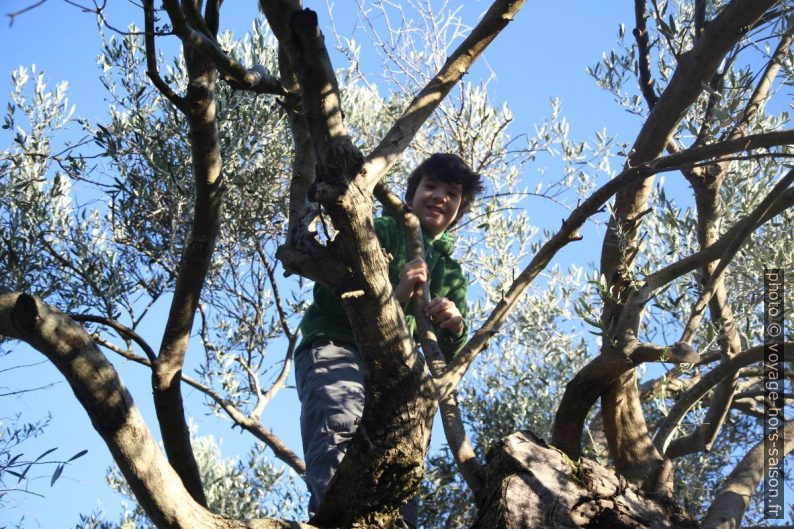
0,65,126,316
5,2,792,527
76,433,306,529
588,0,794,521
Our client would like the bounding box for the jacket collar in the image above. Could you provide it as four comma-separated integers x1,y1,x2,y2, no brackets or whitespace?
424,230,454,257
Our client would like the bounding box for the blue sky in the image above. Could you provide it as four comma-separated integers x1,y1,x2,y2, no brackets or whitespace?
4,1,781,528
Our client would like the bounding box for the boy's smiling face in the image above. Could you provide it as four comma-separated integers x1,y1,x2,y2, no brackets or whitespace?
410,175,463,238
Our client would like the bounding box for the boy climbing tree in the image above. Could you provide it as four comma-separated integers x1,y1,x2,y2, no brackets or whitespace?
295,153,484,527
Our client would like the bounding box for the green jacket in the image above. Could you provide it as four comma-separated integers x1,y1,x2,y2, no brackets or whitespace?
298,215,469,359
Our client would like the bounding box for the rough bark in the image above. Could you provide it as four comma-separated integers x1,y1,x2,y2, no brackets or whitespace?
471,431,696,529
261,8,437,527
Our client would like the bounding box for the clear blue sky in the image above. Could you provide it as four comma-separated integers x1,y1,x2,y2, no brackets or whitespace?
2,1,760,528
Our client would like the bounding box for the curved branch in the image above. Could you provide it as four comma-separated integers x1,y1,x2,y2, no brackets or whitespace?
630,341,700,364
653,342,793,455
90,326,306,476
701,422,794,529
143,0,186,112
161,0,287,95
596,0,778,485
69,313,156,362
151,23,229,504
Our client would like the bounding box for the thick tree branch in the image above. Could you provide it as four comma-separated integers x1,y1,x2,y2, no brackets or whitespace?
151,32,228,506
271,42,335,281
701,422,794,529
602,0,778,289
0,293,304,529
634,0,658,109
204,0,221,36
630,341,700,364
265,7,439,526
566,183,794,466
597,0,777,486
362,0,527,190
653,343,793,456
664,36,794,455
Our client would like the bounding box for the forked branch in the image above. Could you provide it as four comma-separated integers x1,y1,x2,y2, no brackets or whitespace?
653,343,793,455
160,0,287,95
440,130,794,400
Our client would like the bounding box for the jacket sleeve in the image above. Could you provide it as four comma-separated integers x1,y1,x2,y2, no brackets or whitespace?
435,259,469,361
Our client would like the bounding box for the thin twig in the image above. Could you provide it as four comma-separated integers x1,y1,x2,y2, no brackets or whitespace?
6,0,48,27
95,334,306,475
144,0,186,112
69,313,157,362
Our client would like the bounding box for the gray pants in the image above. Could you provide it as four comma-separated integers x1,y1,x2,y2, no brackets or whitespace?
295,339,418,527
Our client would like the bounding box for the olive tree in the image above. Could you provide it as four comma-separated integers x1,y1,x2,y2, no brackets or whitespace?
1,1,793,528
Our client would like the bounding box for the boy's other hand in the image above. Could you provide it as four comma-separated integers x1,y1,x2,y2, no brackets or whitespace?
394,258,428,304
426,297,464,337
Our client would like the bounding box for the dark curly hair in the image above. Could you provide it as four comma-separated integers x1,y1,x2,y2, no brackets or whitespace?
405,153,485,223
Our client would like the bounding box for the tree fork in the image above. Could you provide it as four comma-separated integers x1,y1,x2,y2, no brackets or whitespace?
596,0,778,487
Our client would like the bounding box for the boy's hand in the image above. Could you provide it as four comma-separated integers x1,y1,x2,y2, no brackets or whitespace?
394,258,428,304
426,297,465,337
